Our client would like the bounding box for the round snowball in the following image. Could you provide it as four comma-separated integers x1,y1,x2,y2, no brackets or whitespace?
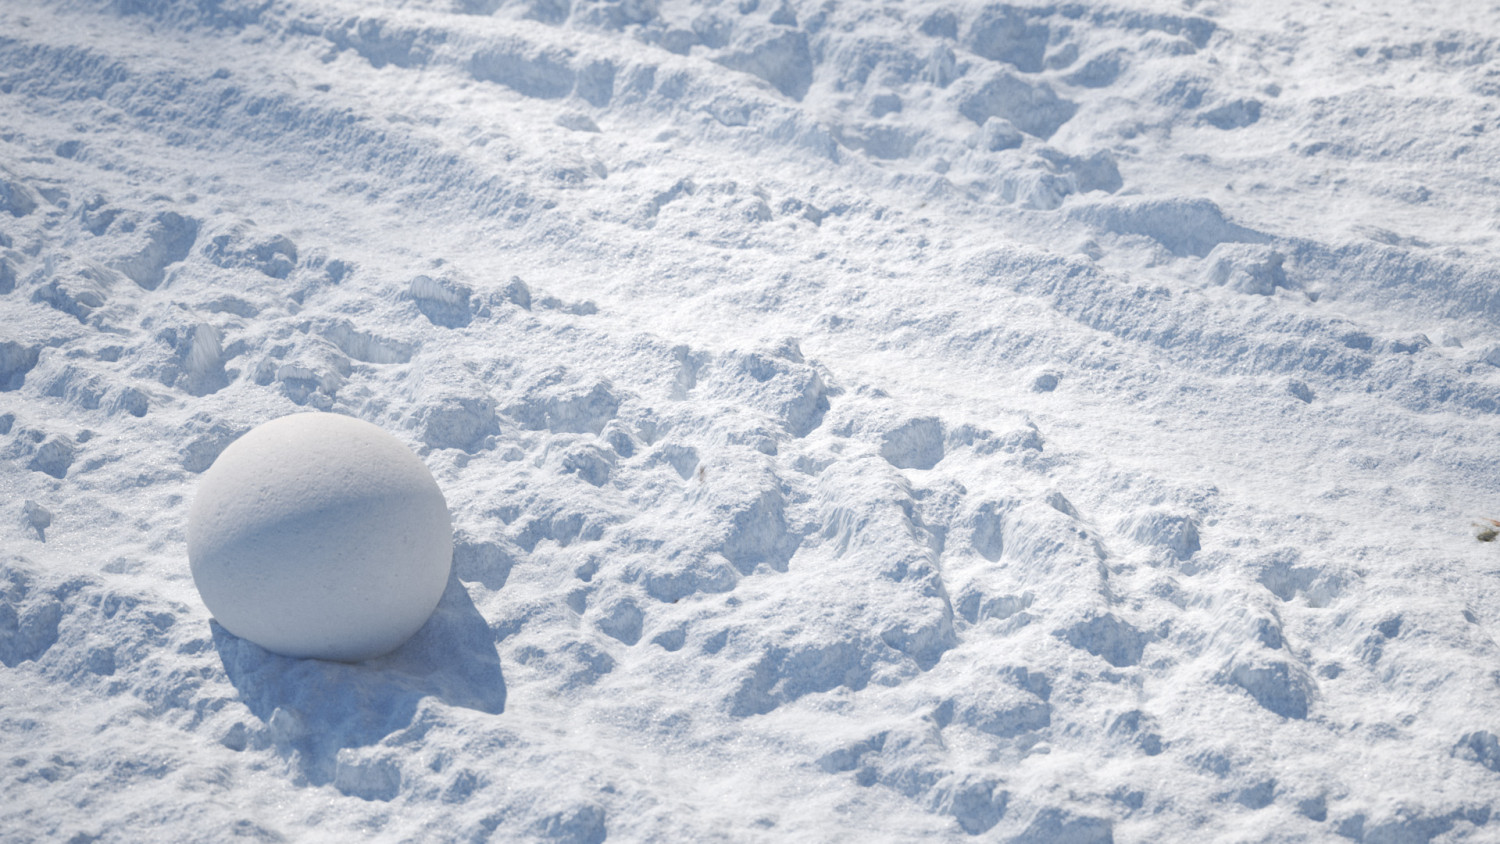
188,413,452,662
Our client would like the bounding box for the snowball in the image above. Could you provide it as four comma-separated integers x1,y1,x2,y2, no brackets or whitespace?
188,413,452,661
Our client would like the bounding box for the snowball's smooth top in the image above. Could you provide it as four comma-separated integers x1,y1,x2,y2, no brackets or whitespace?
188,413,452,661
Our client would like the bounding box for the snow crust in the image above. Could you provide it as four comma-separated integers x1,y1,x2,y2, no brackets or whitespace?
3,0,1500,840
188,412,453,661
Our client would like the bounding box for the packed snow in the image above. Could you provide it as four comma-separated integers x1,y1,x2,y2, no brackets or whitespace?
3,0,1500,841
188,412,453,661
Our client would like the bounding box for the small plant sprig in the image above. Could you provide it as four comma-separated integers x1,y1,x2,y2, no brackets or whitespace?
1475,518,1500,542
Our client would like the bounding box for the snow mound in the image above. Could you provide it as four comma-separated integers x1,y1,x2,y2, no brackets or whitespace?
188,413,453,661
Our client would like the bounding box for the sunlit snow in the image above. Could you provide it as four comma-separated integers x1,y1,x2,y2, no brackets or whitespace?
3,0,1500,841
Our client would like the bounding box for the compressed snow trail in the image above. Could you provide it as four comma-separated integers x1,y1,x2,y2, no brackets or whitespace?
3,0,1500,841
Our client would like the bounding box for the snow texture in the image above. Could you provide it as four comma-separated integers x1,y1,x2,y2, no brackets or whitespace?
3,0,1500,841
188,413,453,661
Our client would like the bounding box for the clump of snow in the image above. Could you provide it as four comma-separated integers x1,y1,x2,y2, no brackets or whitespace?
188,413,452,661
1202,243,1292,296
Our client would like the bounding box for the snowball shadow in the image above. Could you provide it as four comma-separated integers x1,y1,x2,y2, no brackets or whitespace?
213,570,504,789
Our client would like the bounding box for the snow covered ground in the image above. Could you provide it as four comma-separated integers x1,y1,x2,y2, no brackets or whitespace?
4,0,1500,840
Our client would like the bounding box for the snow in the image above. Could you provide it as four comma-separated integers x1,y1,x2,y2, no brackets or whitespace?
3,0,1500,840
188,412,453,661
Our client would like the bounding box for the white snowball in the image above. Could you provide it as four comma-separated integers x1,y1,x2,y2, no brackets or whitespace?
188,413,452,661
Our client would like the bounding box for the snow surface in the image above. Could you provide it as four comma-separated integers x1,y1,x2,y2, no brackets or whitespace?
188,412,453,662
3,0,1500,840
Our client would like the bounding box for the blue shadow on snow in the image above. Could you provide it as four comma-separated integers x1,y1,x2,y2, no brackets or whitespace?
212,570,504,789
